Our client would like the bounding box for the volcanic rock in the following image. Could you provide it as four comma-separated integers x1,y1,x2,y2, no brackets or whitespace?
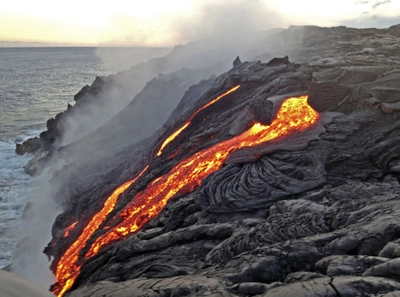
307,82,351,112
18,24,400,296
262,276,400,297
15,137,41,155
266,55,289,67
233,56,242,67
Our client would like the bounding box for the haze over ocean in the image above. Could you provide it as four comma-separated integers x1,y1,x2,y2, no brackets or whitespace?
0,46,169,270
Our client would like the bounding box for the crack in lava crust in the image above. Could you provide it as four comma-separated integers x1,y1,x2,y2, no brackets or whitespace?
52,95,319,296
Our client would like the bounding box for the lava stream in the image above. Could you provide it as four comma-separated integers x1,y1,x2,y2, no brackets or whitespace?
52,166,148,297
156,85,240,156
53,95,318,297
62,221,77,238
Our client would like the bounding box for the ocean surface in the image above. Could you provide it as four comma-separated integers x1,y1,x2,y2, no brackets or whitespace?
0,46,170,270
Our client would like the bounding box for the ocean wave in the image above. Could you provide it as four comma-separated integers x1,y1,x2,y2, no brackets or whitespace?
0,132,39,269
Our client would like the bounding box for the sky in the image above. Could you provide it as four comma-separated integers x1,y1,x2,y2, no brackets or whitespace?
0,0,399,47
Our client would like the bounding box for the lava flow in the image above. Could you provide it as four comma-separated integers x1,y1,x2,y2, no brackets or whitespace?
52,166,148,297
87,96,318,254
52,95,318,296
156,85,240,156
62,221,77,238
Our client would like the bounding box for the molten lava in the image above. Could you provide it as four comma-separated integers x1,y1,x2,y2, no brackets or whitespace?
62,221,77,238
52,166,148,297
156,85,240,156
53,95,318,297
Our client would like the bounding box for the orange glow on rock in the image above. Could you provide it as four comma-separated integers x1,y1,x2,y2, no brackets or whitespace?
156,85,240,156
53,95,318,297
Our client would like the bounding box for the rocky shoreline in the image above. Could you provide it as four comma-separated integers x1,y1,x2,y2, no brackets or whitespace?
16,25,400,296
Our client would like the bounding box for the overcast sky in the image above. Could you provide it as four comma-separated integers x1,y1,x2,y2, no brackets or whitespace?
1,0,399,46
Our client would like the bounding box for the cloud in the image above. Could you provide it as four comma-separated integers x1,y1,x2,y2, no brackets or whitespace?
355,0,392,8
372,0,392,9
170,0,286,45
100,0,287,47
100,14,176,46
355,0,370,4
341,14,400,28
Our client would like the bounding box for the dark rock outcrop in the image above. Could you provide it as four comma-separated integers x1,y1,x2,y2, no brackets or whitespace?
15,137,41,155
233,56,242,67
307,82,351,112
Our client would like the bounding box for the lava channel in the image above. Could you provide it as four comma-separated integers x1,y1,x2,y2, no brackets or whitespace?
52,95,319,296
156,85,240,157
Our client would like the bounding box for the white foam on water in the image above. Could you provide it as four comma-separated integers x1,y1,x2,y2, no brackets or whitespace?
0,130,41,269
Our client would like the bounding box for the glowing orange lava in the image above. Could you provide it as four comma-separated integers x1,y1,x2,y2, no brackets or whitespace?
53,95,318,297
156,85,240,156
51,166,148,297
62,221,77,238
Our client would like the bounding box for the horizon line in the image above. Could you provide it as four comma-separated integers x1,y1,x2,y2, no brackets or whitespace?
0,41,173,48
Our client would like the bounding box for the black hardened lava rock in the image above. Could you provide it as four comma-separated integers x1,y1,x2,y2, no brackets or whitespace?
40,25,400,297
307,82,351,112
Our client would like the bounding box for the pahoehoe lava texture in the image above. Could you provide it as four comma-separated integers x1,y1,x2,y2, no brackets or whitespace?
41,25,400,296
201,151,326,213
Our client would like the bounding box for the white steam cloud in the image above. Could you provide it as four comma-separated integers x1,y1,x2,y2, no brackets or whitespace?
172,0,285,45
10,162,65,288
